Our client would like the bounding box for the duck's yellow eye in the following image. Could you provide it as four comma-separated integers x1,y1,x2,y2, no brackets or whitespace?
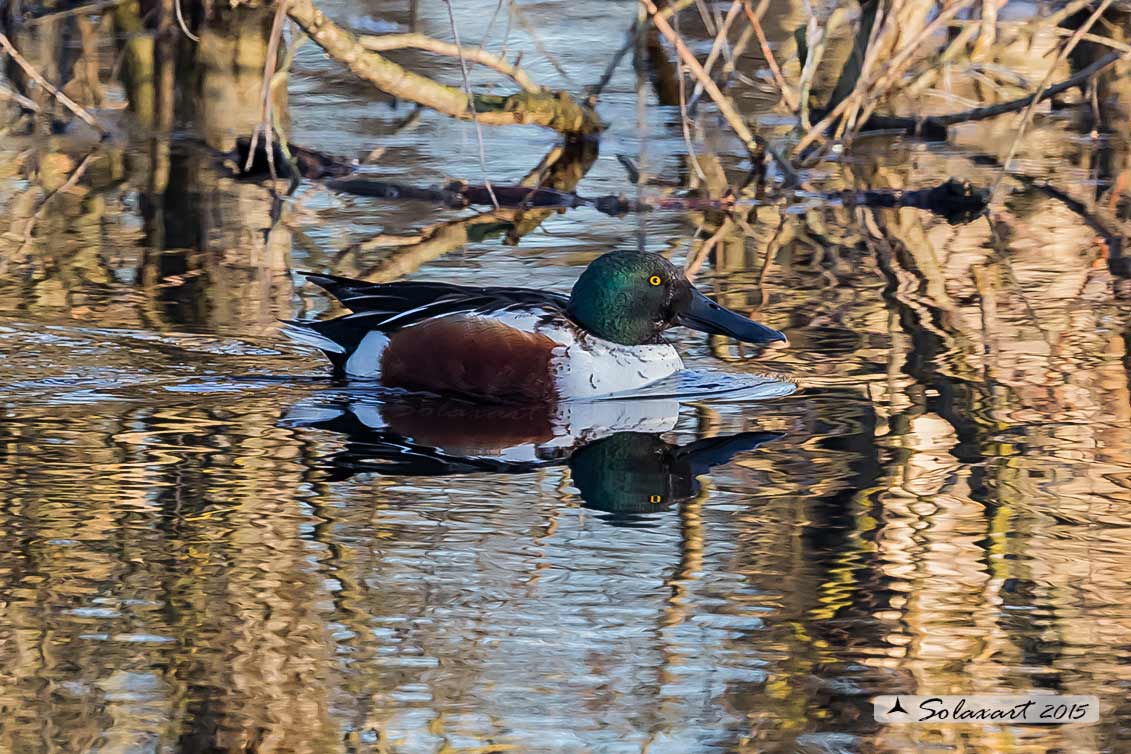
648,275,663,286
649,494,662,504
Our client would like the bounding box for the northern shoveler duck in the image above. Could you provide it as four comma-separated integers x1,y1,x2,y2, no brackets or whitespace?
282,251,786,402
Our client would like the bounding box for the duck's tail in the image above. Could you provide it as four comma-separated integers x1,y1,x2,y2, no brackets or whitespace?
280,320,347,354
279,319,352,378
280,318,391,379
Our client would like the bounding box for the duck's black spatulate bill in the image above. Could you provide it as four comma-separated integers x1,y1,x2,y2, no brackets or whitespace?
676,287,787,345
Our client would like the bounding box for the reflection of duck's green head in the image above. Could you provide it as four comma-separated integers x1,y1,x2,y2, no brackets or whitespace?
568,433,684,515
567,430,782,520
566,251,787,347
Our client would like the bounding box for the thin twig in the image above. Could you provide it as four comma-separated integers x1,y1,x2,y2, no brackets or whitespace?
358,32,541,93
989,0,1115,202
742,0,798,111
840,1,890,136
510,2,578,87
857,49,1130,134
245,0,290,182
685,219,733,279
0,82,40,112
675,11,707,184
1049,27,1131,55
1031,0,1096,30
0,32,108,137
689,0,742,106
588,24,637,102
477,0,507,50
444,0,499,210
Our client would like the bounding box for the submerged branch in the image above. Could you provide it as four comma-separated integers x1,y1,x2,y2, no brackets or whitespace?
285,0,600,135
234,137,986,223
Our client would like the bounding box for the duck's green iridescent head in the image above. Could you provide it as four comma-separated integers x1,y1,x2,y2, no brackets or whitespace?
565,251,787,347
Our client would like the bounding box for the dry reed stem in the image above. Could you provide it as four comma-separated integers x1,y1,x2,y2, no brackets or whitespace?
990,0,1116,201
675,11,707,185
792,0,974,155
175,0,199,42
849,0,977,130
359,33,541,93
839,0,892,137
1031,0,1096,30
860,49,1129,133
641,0,755,145
245,0,290,181
0,32,108,137
1049,27,1131,54
972,0,1004,60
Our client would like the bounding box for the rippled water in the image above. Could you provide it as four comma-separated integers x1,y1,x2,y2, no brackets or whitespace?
3,0,1131,752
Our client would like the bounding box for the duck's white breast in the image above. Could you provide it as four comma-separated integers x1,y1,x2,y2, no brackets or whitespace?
543,326,683,400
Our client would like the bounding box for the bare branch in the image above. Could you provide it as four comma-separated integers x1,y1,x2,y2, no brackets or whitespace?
285,0,599,135
856,48,1130,136
358,32,541,93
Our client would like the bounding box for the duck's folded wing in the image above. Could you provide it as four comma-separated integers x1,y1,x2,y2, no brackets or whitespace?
296,271,569,327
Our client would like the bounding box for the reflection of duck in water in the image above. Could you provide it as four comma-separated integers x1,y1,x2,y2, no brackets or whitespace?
283,394,781,521
282,251,786,402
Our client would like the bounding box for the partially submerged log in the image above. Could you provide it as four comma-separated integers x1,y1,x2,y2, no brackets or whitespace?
232,137,353,180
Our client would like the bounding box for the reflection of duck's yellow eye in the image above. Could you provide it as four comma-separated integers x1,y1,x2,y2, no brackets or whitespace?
649,494,662,504
649,275,662,286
